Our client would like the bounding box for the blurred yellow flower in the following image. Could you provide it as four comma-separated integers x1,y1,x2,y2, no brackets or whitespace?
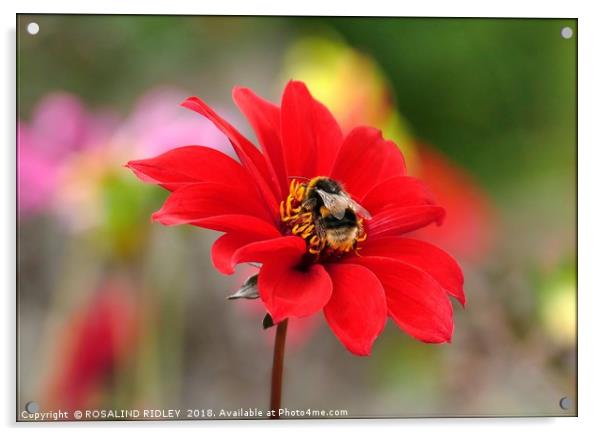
541,282,576,346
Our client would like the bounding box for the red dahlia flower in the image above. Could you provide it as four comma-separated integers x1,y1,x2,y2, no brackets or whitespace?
126,81,464,356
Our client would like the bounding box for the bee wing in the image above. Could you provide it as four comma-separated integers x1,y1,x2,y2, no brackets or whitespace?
346,195,372,219
315,189,348,220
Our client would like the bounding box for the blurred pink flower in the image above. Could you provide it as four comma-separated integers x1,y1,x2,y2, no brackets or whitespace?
17,125,58,214
19,88,236,229
17,92,117,216
118,87,235,159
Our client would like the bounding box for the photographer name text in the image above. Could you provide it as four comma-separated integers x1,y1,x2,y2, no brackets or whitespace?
21,407,349,421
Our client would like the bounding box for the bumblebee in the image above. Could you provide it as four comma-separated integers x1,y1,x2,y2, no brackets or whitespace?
300,177,371,253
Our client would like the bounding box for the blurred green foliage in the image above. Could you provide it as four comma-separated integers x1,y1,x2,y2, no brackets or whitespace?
321,18,576,192
17,15,291,114
100,173,164,260
18,16,576,196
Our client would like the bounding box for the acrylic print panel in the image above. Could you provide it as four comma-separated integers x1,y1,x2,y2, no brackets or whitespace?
16,15,577,421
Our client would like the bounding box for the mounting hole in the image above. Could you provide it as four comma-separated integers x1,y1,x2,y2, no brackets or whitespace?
25,401,39,413
26,22,40,35
561,27,573,39
559,396,572,410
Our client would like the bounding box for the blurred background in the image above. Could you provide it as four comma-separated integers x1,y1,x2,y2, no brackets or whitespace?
17,15,576,418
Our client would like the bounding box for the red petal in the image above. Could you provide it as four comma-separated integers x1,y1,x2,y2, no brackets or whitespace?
210,222,283,275
161,214,280,273
360,176,435,215
181,96,279,214
323,263,387,356
152,182,273,225
229,235,332,323
360,237,465,305
184,214,280,236
258,258,333,323
330,127,406,199
312,99,344,175
366,206,446,238
348,256,454,343
212,233,264,275
280,81,343,179
231,236,306,266
125,145,252,192
232,87,286,197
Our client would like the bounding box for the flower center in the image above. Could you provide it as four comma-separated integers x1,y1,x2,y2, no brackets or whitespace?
279,178,367,258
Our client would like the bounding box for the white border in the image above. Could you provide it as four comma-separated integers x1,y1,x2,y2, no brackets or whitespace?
2,0,583,17
3,1,600,435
